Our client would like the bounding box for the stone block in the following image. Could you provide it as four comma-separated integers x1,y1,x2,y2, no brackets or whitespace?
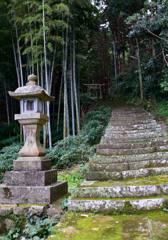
13,157,51,171
0,181,68,204
29,205,47,216
5,169,57,186
0,208,12,216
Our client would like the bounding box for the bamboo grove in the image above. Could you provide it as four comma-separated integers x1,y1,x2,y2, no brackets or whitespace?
1,0,168,147
0,0,100,147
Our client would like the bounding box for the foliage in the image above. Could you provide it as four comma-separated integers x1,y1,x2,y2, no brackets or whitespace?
22,218,59,239
122,0,168,101
46,134,95,169
0,121,20,142
1,213,59,240
80,120,105,145
80,93,95,108
61,196,71,210
0,142,23,182
58,163,89,190
0,135,21,150
47,104,111,169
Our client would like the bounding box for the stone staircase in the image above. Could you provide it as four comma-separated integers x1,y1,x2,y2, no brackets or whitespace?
68,105,168,213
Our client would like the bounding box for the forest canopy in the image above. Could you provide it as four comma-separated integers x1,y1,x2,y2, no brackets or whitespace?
0,0,168,146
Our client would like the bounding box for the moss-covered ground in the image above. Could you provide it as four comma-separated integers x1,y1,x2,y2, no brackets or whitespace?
47,211,168,240
76,175,168,188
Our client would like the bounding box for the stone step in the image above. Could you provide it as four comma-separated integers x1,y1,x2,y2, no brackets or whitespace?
107,124,160,130
68,197,168,213
103,132,166,140
100,137,165,144
96,147,156,155
90,152,168,164
110,116,154,120
96,140,168,149
86,167,168,181
89,159,168,172
96,145,168,155
105,128,161,134
71,182,168,199
109,120,157,125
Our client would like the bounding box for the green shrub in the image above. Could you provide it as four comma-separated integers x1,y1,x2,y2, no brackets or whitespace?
0,121,20,142
0,142,23,181
0,135,21,149
46,134,94,169
81,120,105,146
23,218,58,239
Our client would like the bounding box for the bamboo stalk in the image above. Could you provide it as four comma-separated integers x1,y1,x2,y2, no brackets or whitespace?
73,17,80,133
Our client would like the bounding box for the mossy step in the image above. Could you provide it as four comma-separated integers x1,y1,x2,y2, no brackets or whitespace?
86,167,168,181
71,183,168,199
90,152,168,164
81,175,168,188
97,140,168,149
68,197,168,213
89,159,168,172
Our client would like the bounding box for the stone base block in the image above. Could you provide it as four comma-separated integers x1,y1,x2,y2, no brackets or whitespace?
13,157,51,171
0,181,68,204
5,169,57,186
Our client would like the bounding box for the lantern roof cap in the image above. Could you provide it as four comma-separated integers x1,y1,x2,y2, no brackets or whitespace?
8,74,54,102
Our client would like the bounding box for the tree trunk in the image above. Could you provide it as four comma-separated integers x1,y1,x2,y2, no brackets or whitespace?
70,27,75,136
43,0,52,148
73,17,80,133
136,38,143,103
14,12,23,87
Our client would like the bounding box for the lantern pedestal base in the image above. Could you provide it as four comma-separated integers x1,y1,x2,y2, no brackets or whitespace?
5,169,57,186
13,157,52,171
0,181,68,204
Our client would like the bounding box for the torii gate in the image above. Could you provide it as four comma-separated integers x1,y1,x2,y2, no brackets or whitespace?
84,84,105,99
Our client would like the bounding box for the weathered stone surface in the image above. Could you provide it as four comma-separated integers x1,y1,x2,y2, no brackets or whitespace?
122,169,149,179
13,157,51,171
90,152,168,164
86,171,122,181
0,181,68,204
0,208,12,216
96,147,155,155
89,163,129,172
5,218,16,231
29,205,46,216
13,207,29,216
71,185,161,199
5,169,57,186
47,206,64,218
68,198,166,212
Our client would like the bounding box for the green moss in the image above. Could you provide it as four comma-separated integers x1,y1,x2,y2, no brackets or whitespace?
71,195,168,201
47,211,168,240
163,199,168,208
123,201,133,214
3,187,11,199
77,175,168,188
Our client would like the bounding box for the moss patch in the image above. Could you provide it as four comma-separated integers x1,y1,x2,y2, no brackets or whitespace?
47,211,168,240
77,175,168,188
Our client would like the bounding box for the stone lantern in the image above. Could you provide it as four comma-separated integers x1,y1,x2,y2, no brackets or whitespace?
0,74,67,204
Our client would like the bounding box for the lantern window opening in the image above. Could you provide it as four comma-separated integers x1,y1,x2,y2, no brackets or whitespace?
27,100,34,111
